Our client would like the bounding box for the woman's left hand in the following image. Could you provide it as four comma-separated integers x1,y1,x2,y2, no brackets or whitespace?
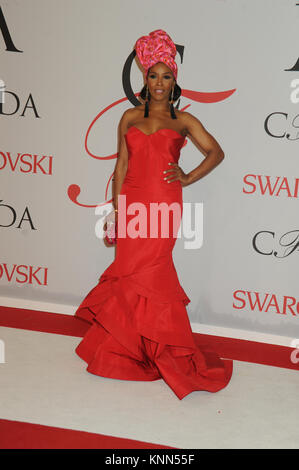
163,162,190,187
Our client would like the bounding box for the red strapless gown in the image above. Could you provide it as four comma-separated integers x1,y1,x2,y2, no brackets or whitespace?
74,126,233,400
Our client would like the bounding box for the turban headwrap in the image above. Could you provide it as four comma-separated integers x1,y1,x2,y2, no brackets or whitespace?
134,29,178,81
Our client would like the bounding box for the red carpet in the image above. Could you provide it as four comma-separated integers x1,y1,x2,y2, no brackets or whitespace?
0,305,298,371
1,304,298,449
0,418,176,449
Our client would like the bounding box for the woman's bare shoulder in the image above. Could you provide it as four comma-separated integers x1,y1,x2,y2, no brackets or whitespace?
120,105,144,124
179,109,203,125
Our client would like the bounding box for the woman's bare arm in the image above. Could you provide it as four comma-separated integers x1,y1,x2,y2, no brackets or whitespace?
183,112,225,186
112,111,130,212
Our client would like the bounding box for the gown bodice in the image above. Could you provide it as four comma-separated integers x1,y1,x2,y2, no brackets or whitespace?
122,126,186,196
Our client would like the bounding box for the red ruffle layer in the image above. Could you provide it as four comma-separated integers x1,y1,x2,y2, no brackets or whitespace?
75,273,233,400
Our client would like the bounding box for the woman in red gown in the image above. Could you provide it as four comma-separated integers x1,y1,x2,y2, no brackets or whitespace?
74,30,233,400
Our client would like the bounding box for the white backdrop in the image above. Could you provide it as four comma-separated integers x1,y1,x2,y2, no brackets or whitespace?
1,0,298,340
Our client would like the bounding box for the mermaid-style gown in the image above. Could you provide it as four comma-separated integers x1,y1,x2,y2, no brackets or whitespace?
74,126,233,400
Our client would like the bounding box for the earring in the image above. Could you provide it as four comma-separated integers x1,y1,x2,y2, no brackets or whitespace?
169,86,177,119
144,83,149,118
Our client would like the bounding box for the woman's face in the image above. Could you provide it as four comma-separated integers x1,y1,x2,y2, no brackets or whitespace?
146,62,175,101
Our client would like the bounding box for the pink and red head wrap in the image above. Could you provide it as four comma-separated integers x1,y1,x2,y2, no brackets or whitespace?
134,29,178,81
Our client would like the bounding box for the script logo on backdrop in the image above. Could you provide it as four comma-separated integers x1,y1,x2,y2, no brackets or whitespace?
67,47,236,211
264,52,299,140
252,230,299,258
